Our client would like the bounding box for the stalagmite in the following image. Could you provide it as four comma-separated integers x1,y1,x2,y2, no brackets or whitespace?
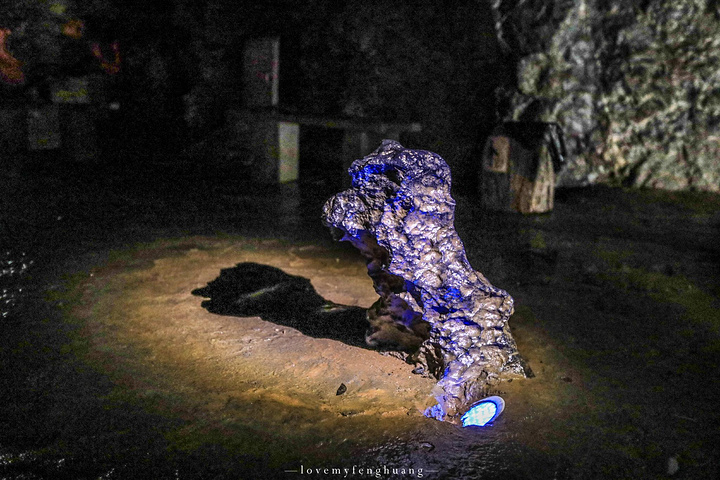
322,140,530,423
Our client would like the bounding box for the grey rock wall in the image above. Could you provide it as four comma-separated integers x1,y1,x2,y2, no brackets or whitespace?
495,0,720,192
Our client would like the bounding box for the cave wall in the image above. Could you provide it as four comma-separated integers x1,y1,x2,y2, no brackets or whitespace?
175,0,720,193
277,0,509,193
495,0,720,191
5,0,717,192
166,0,512,192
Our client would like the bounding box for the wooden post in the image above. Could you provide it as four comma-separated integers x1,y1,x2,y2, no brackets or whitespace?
480,122,559,214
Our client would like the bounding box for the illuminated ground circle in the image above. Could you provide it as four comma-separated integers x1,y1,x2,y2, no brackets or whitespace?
71,236,443,466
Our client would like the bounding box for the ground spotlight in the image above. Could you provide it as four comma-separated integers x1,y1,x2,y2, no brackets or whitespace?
461,396,505,427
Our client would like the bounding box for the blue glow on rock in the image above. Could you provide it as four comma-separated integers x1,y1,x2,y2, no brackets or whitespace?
461,396,505,427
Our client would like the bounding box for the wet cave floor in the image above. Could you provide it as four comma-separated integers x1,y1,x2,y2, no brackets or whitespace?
2,157,719,479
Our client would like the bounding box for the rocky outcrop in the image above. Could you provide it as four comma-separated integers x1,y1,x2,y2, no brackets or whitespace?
495,0,720,192
322,140,529,423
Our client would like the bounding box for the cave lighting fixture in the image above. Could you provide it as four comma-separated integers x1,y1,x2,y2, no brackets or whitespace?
460,396,505,427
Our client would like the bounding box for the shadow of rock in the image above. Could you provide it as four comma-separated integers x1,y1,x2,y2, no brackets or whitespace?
192,262,371,348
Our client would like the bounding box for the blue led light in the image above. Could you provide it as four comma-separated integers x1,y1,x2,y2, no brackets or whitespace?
462,402,496,427
461,396,505,427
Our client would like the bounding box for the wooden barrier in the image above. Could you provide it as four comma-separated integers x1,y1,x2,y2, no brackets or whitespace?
480,122,566,214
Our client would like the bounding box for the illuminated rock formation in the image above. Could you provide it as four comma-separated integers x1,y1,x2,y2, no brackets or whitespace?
322,140,529,423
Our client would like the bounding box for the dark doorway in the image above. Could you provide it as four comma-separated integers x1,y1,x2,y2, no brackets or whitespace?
298,125,345,192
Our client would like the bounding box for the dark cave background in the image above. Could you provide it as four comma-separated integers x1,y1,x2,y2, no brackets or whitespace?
3,0,720,193
2,0,519,194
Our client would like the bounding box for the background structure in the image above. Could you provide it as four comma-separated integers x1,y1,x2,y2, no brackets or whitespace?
4,0,718,193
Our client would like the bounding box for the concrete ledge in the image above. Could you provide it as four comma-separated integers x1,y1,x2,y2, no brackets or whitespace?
226,108,421,185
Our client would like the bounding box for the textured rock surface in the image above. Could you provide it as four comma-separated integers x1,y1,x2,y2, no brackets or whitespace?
493,0,720,192
322,140,528,423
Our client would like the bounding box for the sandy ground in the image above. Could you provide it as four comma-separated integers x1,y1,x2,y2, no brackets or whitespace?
2,158,720,479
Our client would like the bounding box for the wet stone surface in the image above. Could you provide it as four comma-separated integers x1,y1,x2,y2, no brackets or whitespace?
322,141,530,422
